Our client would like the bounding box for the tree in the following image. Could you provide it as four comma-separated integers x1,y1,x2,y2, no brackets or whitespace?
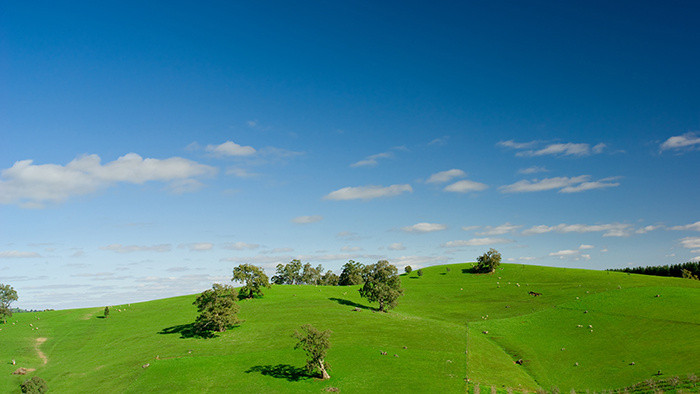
359,260,404,312
104,306,110,318
338,260,364,286
293,324,331,380
193,283,240,334
320,270,339,286
474,249,502,273
271,260,303,285
0,283,18,324
417,269,423,277
20,376,48,393
232,264,270,299
301,263,324,285
404,266,412,274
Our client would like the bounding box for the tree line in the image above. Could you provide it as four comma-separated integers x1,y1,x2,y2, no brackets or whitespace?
607,261,700,280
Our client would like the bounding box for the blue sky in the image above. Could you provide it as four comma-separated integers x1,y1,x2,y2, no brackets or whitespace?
1,1,699,309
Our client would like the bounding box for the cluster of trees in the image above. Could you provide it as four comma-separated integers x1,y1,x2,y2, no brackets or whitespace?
271,260,339,286
607,261,700,279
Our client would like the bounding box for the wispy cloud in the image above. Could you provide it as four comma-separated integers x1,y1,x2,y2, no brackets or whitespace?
0,250,42,258
0,153,216,208
99,244,172,253
388,242,406,250
660,132,700,152
226,167,259,178
680,236,700,250
636,225,664,234
351,152,394,167
205,140,256,157
549,249,591,260
292,215,324,224
441,238,513,247
669,221,700,231
498,140,606,157
179,242,214,252
477,223,521,236
401,222,447,233
426,169,466,184
222,242,260,250
497,140,538,149
428,136,449,146
522,223,632,237
500,175,619,193
324,184,412,201
444,180,488,193
518,166,548,174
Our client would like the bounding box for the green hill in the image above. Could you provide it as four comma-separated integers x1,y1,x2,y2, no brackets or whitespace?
1,263,699,393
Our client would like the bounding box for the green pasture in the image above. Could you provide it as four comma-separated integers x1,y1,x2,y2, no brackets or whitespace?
1,263,698,393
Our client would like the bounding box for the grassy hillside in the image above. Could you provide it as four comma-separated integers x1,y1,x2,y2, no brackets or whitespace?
1,263,699,393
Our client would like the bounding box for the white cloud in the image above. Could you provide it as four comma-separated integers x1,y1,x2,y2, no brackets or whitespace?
100,244,172,253
441,238,513,247
0,153,216,207
428,136,449,146
592,143,607,154
579,244,594,250
351,152,393,167
660,132,700,151
226,168,259,178
550,249,591,260
181,242,213,252
426,169,466,184
680,237,700,250
388,243,406,251
518,166,548,175
461,225,480,232
669,221,700,231
497,140,538,149
444,180,488,193
392,255,449,268
500,175,618,193
636,225,664,234
324,184,412,201
522,223,632,237
292,215,324,224
401,222,447,233
517,143,596,157
205,141,256,157
222,242,260,250
0,250,42,258
341,246,363,252
477,223,521,236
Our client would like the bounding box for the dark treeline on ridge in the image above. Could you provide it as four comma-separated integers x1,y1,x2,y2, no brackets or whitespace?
607,261,700,279
270,259,366,286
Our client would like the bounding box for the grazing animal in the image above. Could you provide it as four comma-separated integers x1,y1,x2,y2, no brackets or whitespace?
515,359,524,365
528,291,542,297
380,351,387,355
394,354,399,358
142,363,150,368
482,331,489,334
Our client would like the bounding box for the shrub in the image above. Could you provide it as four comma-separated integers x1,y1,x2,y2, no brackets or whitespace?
104,306,109,318
20,376,48,393
404,266,412,274
417,269,423,277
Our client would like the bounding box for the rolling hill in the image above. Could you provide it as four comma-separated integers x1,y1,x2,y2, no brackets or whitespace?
1,263,699,393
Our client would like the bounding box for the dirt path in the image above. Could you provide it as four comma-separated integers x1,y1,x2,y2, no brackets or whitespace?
35,337,48,365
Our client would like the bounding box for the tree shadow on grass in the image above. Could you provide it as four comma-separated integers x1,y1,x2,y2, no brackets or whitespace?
245,364,312,382
328,297,374,311
158,323,217,339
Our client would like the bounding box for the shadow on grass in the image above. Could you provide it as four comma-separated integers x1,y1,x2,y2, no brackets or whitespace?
245,364,312,381
158,323,217,339
328,297,374,311
96,316,106,319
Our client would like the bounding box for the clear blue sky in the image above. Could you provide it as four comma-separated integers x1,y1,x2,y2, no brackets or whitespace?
1,1,698,309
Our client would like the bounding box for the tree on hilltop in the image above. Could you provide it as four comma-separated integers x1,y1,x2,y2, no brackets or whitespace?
338,260,364,286
233,264,270,299
0,283,18,324
271,259,303,285
293,324,332,380
359,260,404,312
474,248,502,273
404,266,412,274
193,283,239,334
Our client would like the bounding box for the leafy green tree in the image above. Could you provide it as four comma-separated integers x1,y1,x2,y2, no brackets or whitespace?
301,263,324,285
20,376,48,393
404,266,412,274
474,248,502,273
104,306,110,318
338,260,364,286
0,283,18,324
359,260,404,312
320,270,339,286
193,284,240,333
293,324,332,380
233,264,270,299
271,259,303,285
417,269,423,277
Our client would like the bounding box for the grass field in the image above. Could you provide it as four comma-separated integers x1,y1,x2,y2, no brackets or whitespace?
1,263,699,393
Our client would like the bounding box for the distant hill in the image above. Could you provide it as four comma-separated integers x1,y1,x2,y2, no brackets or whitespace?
1,263,698,393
